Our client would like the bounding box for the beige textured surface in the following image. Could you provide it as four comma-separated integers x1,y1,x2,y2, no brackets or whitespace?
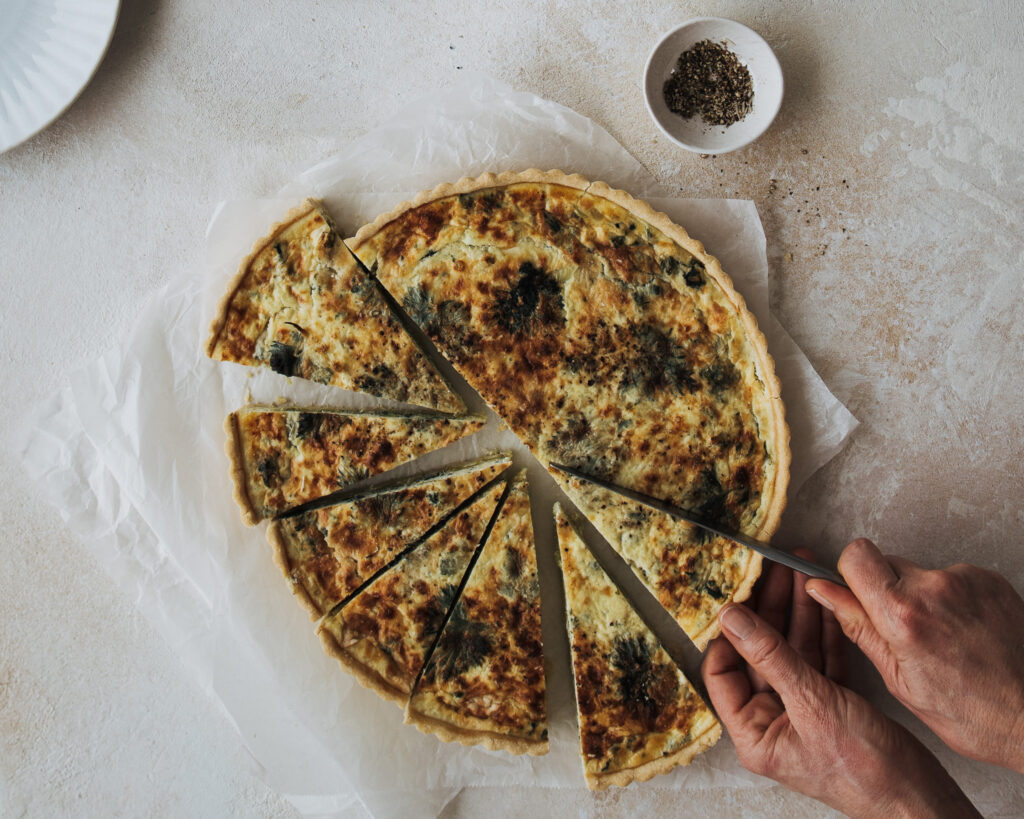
1,1,1021,816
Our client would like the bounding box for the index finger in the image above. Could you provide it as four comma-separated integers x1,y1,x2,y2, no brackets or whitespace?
837,539,901,622
788,548,824,672
702,633,784,743
701,633,751,720
748,558,794,692
717,603,822,713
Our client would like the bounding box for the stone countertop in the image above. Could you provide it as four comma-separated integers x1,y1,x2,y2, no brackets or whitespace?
1,1,1021,816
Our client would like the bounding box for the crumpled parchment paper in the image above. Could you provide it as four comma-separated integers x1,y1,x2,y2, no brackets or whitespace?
18,74,858,819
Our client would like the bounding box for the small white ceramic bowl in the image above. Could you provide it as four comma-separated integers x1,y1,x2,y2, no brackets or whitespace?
644,17,783,155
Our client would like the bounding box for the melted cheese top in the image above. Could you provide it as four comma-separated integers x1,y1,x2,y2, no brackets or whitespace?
355,182,779,642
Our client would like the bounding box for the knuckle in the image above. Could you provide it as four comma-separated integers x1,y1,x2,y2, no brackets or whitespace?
888,595,925,637
838,538,886,582
917,569,970,606
836,610,867,644
847,538,880,564
748,630,785,667
838,539,867,569
921,569,965,602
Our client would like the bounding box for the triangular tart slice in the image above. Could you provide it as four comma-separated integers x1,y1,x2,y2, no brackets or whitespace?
554,504,721,790
317,480,507,705
268,453,510,618
206,200,465,413
558,475,758,650
226,404,485,524
406,470,548,755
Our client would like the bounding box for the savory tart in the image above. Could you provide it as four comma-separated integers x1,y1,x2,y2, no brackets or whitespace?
206,199,465,413
318,480,507,705
406,470,548,754
268,453,511,618
226,404,484,525
348,170,789,646
209,173,792,779
555,504,721,789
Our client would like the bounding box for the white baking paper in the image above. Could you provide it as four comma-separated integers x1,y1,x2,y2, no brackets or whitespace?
17,74,857,819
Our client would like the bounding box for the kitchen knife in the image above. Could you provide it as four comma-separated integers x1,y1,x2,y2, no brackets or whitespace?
549,462,848,587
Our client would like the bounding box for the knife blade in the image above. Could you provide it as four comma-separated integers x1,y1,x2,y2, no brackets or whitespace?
549,462,848,587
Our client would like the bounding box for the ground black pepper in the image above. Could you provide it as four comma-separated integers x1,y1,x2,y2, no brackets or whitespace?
662,40,754,127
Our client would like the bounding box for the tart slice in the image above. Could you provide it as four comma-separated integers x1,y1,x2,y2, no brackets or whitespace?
226,404,485,525
559,475,757,650
206,199,465,413
555,504,721,790
268,453,511,618
318,480,507,705
406,470,548,755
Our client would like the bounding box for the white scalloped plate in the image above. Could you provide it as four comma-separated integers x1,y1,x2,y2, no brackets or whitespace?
0,0,120,153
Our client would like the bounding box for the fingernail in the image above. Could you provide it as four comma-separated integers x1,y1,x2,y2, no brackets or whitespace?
807,588,834,611
719,605,756,640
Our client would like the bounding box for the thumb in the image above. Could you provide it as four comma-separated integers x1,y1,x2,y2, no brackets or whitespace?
805,579,895,678
718,603,821,710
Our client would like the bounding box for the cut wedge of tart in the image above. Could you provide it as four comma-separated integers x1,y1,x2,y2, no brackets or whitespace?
557,475,757,650
268,453,511,618
226,404,484,525
206,199,465,413
555,504,721,789
317,480,507,705
406,470,548,755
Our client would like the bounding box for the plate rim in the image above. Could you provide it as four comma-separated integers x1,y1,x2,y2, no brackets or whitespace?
0,0,122,154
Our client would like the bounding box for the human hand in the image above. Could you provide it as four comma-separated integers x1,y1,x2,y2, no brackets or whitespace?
703,555,979,818
806,538,1024,773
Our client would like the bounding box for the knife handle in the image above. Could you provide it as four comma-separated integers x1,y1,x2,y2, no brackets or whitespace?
758,543,849,588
